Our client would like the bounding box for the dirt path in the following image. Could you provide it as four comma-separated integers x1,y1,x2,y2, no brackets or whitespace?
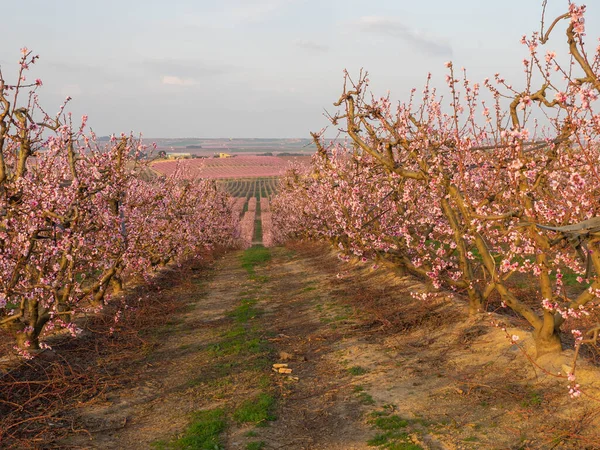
62,252,247,449
60,246,378,449
241,247,375,450
58,244,600,450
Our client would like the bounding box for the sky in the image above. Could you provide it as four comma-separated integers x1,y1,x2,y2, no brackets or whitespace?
2,0,600,138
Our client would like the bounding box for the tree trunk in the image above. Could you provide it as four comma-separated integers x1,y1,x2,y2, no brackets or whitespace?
533,328,563,358
468,297,483,316
14,327,40,351
111,276,123,295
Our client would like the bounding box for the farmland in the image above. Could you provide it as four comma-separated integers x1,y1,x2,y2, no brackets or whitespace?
219,177,279,198
147,137,317,156
152,157,286,249
152,155,293,179
230,183,276,248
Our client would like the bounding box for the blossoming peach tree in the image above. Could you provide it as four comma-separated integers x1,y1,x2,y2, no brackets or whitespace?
0,49,238,355
273,3,600,365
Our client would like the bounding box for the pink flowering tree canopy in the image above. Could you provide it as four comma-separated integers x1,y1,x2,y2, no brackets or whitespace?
0,50,239,354
272,3,600,359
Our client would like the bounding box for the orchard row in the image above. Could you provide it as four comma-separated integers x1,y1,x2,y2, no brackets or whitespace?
0,50,239,353
234,192,274,248
271,3,600,371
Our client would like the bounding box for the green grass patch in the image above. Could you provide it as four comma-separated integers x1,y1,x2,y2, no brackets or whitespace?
230,298,260,323
4,301,19,311
521,389,543,408
233,393,276,425
177,342,206,355
158,268,278,450
241,246,271,275
547,267,588,288
210,294,269,358
255,374,271,388
209,328,266,357
366,413,423,449
348,366,368,376
367,432,422,449
153,408,226,450
187,373,234,389
368,432,394,446
253,218,263,243
384,443,423,450
373,415,409,431
358,392,376,405
319,305,352,324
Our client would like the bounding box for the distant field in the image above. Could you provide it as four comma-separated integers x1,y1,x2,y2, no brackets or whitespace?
148,137,317,157
152,155,311,202
218,177,279,198
151,155,310,179
152,155,286,178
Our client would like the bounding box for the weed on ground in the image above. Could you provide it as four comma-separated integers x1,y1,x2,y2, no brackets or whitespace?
152,408,226,450
240,246,271,277
233,393,277,425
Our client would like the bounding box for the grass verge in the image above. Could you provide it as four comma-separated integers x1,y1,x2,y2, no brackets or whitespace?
240,246,271,277
233,393,276,425
152,408,226,450
367,411,423,450
157,247,277,448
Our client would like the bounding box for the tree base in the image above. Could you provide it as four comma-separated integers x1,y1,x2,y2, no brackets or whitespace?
534,332,563,359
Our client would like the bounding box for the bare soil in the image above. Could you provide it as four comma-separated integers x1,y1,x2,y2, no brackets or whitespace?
3,243,600,449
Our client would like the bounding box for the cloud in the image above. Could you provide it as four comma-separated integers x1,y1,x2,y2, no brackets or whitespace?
351,16,452,57
161,76,196,86
45,61,120,82
228,0,294,24
61,84,83,97
141,59,233,79
177,0,295,28
293,39,329,52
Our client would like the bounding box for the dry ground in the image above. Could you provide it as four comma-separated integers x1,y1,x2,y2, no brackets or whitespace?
2,243,600,449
